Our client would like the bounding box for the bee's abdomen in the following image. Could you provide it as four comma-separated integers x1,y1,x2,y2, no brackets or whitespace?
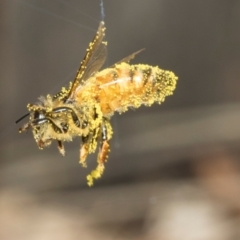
95,62,178,115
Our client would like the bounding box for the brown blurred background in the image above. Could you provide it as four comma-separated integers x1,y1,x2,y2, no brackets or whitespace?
1,0,240,239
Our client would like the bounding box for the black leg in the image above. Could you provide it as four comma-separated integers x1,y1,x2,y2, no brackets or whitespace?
57,140,65,156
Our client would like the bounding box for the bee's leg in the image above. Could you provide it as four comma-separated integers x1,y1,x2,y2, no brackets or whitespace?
18,122,31,133
87,119,113,186
79,129,99,167
79,135,90,167
57,140,65,156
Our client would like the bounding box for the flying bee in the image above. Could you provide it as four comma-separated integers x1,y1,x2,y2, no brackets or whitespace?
17,21,178,186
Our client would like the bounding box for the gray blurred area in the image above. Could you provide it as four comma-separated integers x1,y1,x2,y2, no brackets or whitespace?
1,0,240,239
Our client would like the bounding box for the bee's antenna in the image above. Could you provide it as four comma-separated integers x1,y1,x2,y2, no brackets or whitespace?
15,113,30,124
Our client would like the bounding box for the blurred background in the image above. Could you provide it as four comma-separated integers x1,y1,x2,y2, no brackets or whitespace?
1,0,240,239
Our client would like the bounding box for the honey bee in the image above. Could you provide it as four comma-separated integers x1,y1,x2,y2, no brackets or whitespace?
17,21,178,186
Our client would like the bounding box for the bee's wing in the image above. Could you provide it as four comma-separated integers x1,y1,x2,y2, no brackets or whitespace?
110,48,145,67
67,21,107,99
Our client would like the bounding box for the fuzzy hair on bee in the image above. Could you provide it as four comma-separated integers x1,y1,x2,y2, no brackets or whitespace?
17,21,178,186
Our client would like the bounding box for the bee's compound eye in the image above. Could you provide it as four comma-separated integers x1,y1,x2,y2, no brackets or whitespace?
34,111,40,120
32,111,47,126
34,111,45,120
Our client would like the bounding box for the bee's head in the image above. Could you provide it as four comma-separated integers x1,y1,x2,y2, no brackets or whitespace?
16,101,85,150
17,104,53,149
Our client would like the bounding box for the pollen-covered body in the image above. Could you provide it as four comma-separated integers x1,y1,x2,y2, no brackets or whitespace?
18,21,178,186
75,62,177,116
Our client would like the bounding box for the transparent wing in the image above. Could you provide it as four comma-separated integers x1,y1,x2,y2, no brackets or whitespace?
110,48,145,67
67,21,107,99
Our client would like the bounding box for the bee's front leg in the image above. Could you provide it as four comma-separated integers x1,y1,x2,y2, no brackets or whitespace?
87,119,113,186
57,140,65,156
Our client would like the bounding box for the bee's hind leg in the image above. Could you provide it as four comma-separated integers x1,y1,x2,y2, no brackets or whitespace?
87,119,113,186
